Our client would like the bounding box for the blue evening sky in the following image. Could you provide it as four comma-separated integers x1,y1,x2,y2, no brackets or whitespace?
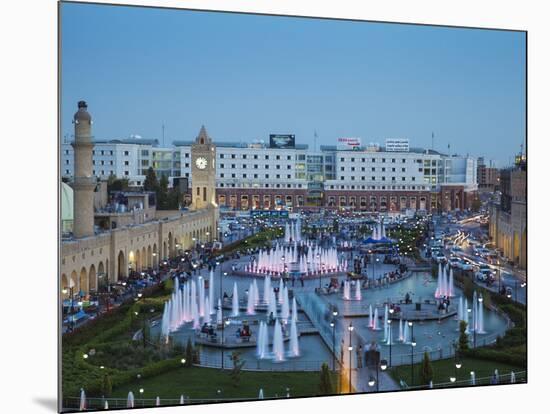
61,2,526,166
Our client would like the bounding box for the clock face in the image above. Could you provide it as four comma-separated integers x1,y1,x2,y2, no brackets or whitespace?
196,157,208,170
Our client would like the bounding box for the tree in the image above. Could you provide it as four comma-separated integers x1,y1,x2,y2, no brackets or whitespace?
102,374,112,397
458,320,469,354
229,351,245,387
319,363,334,395
184,337,193,367
143,167,159,192
107,174,129,193
420,352,434,385
471,197,481,212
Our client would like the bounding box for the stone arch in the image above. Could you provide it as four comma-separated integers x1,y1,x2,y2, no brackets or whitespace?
79,267,88,294
61,273,69,297
89,264,97,291
97,261,106,290
168,232,174,258
70,270,78,291
135,249,141,272
147,245,152,268
105,258,109,281
118,250,126,279
163,241,167,260
153,243,158,267
141,247,147,269
128,250,136,272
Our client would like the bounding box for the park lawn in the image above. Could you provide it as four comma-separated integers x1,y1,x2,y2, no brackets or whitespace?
391,357,525,387
111,366,333,400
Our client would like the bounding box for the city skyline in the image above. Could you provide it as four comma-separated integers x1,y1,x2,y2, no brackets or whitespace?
61,3,526,167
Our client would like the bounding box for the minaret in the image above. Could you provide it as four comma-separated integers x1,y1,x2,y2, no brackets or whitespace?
72,101,96,238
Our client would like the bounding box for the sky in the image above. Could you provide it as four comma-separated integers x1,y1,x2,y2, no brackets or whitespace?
61,2,526,167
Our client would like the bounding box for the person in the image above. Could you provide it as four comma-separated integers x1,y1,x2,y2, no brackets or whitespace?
300,276,304,287
223,292,229,300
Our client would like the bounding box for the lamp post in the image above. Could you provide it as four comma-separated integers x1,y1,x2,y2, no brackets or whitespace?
221,318,229,370
387,317,393,367
410,338,417,387
331,310,338,372
378,358,388,392
497,259,501,294
450,360,462,385
348,322,354,393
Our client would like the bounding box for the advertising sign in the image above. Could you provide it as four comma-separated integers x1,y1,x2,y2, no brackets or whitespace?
269,134,295,149
337,137,362,150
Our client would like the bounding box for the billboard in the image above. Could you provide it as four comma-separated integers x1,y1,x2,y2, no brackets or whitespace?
269,134,295,149
337,137,362,150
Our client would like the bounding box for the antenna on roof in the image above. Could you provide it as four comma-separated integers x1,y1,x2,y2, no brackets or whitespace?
314,129,318,151
162,123,165,147
431,132,434,152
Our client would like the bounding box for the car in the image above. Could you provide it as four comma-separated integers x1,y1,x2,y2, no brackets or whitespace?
433,253,446,263
476,268,493,281
451,246,462,253
449,257,461,268
458,260,474,271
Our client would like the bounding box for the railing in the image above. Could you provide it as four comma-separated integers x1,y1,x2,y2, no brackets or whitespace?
295,291,343,366
63,395,280,411
401,370,527,390
196,353,328,371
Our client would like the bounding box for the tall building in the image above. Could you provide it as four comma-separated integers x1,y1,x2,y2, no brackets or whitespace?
190,126,217,210
61,102,218,295
489,153,526,269
477,157,500,192
72,101,96,238
62,135,478,212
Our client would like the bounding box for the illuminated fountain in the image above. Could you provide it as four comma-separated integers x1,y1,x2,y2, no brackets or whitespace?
272,319,285,362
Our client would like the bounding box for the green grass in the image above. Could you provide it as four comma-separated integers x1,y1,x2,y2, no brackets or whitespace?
391,357,525,387
110,366,332,400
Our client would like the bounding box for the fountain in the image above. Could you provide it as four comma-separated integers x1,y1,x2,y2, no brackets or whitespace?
247,282,255,315
257,321,269,358
470,371,476,385
292,297,298,322
232,282,239,317
448,268,455,297
209,271,215,314
217,298,222,325
281,286,290,321
368,304,373,329
268,290,277,318
272,319,285,362
510,371,516,384
343,280,351,300
253,279,260,305
278,279,284,304
477,295,485,334
289,318,300,357
263,276,271,304
383,304,389,341
373,307,380,330
204,297,211,323
199,276,205,317
403,320,410,343
354,281,362,301
386,322,393,345
398,318,404,342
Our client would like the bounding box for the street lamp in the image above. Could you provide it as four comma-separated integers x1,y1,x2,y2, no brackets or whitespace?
220,318,230,370
330,310,338,372
410,336,416,387
348,322,354,393
378,358,388,392
387,315,393,367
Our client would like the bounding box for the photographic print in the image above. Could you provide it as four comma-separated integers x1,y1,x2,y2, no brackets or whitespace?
59,1,527,412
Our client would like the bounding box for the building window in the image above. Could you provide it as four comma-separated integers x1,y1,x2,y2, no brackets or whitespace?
231,154,236,159
124,151,129,156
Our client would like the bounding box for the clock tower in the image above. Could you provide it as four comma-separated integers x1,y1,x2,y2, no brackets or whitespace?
191,125,217,210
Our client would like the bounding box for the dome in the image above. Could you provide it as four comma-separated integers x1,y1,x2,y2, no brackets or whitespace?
73,100,91,122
